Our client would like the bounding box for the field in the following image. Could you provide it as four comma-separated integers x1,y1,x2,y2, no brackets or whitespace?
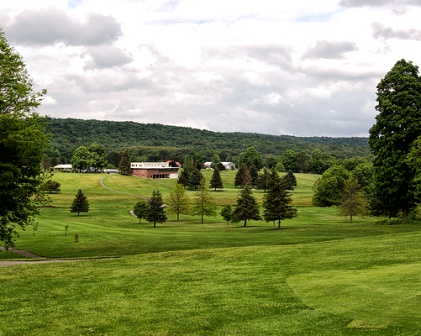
1,171,421,335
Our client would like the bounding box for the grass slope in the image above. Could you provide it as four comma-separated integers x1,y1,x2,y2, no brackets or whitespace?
1,172,421,335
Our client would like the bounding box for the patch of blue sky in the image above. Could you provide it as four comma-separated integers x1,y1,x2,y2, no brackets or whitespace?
296,10,341,23
67,0,83,9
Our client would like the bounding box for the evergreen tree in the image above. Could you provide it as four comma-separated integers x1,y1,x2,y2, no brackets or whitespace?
263,169,297,229
118,148,132,175
0,29,49,248
166,184,190,221
188,169,203,190
209,168,224,190
234,165,252,188
220,204,233,224
211,153,221,169
133,199,148,223
282,170,297,190
232,175,261,227
145,190,167,227
177,168,190,189
256,167,270,190
70,189,89,216
191,178,217,223
369,59,421,218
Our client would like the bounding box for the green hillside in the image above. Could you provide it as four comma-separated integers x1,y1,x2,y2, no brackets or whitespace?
45,118,370,163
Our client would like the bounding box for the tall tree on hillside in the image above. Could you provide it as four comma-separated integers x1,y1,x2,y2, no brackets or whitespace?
191,178,217,223
145,190,167,228
209,168,224,191
166,184,190,221
263,169,297,229
70,189,90,216
369,59,421,218
119,148,132,175
0,29,49,248
237,146,263,170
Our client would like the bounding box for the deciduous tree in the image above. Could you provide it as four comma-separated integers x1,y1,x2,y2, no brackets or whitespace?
166,184,190,221
191,179,217,223
118,148,132,175
339,177,367,222
369,59,421,218
133,200,148,223
0,29,49,248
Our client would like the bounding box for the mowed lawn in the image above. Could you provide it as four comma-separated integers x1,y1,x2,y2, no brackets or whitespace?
1,172,421,335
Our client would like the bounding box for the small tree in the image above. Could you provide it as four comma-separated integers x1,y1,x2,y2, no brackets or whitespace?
191,178,217,223
119,148,132,175
145,190,167,227
41,180,61,194
232,177,261,227
188,169,203,190
133,199,148,223
209,168,223,191
282,170,297,190
70,189,89,216
166,184,190,221
220,204,233,225
339,177,367,222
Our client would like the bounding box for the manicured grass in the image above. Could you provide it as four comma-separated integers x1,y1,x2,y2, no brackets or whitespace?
1,172,421,335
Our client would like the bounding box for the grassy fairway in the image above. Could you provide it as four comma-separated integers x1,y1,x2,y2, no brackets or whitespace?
1,172,421,335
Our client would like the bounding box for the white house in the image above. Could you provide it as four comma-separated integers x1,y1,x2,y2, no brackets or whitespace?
204,162,236,170
53,164,72,172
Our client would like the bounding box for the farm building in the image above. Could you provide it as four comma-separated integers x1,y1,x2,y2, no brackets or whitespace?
131,160,180,179
204,162,236,170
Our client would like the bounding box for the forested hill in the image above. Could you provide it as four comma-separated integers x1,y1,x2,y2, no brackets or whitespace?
45,118,370,163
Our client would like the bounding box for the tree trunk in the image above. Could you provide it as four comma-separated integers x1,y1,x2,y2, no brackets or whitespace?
243,219,247,227
277,219,281,229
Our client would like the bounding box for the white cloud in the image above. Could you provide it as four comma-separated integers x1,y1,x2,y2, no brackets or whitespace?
1,0,421,137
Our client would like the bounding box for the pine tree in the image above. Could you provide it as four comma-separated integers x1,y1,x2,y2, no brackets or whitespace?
263,169,297,229
119,148,132,175
232,173,261,227
145,190,167,227
166,184,190,221
282,170,297,190
209,168,224,190
70,189,89,216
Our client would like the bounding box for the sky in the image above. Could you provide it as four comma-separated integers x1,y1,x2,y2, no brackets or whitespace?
1,0,421,137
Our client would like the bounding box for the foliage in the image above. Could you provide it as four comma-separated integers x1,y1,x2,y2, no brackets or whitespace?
237,146,263,170
41,180,61,194
145,190,167,227
211,153,221,169
88,143,107,172
220,204,233,224
118,148,132,175
71,146,91,172
133,200,148,223
70,189,89,216
0,29,49,248
232,183,261,227
263,169,297,228
256,167,270,190
234,165,252,188
165,184,190,221
209,168,223,190
308,149,336,174
312,165,349,207
339,177,368,222
282,170,297,190
191,179,217,223
369,59,421,218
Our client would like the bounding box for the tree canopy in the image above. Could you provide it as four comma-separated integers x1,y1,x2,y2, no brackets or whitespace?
369,59,421,218
0,29,49,248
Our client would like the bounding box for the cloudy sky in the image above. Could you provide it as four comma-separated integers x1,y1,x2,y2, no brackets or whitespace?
1,0,421,137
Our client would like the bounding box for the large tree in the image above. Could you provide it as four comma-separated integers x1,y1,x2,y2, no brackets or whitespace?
118,148,132,175
0,29,49,248
368,59,421,218
71,146,91,172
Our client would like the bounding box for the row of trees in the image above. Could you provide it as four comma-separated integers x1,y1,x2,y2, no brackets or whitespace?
134,168,297,229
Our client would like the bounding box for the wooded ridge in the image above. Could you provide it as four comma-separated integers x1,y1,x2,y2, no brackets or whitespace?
45,118,370,163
